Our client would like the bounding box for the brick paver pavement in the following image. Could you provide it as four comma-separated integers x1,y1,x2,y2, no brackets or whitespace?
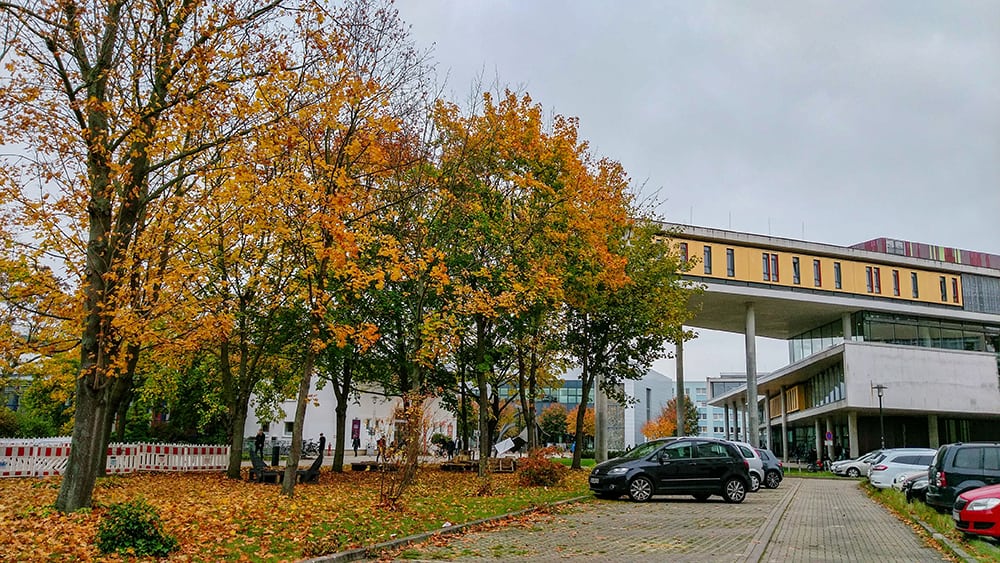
371,477,949,562
758,479,946,563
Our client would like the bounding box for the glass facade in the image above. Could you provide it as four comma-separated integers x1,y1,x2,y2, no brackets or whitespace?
790,311,1000,364
809,364,845,407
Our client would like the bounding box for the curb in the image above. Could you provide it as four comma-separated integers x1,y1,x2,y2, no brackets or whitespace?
301,495,592,562
913,518,978,563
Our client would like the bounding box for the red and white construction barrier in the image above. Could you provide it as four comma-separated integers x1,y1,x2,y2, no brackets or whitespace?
0,438,229,478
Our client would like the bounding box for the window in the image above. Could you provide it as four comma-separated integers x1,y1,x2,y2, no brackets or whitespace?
792,257,801,284
813,259,822,287
645,388,651,421
762,253,771,281
911,272,919,298
703,246,712,274
726,248,735,277
954,448,982,469
284,421,294,435
679,243,688,262
834,262,842,289
940,276,948,302
952,278,959,303
771,254,779,282
892,270,900,296
865,267,873,293
873,267,881,294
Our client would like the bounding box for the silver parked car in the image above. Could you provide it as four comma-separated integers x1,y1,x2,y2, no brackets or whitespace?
729,441,764,492
868,449,937,490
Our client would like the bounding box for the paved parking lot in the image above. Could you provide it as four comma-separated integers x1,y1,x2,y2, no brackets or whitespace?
371,478,949,562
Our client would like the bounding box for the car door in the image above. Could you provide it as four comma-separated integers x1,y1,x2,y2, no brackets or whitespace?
649,439,696,492
692,441,732,489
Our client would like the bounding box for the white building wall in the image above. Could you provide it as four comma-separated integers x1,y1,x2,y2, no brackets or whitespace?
843,342,1000,414
243,380,458,455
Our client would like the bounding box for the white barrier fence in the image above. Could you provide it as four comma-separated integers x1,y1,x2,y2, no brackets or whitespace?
0,438,229,478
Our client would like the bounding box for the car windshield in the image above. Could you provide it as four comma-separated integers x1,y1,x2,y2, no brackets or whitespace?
618,440,669,460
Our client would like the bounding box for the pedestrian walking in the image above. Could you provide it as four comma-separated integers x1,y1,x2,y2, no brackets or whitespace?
445,438,456,460
254,429,265,458
318,432,326,457
376,437,387,463
352,435,361,456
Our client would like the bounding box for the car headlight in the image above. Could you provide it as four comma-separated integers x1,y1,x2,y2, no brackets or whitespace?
966,498,1000,511
607,467,629,475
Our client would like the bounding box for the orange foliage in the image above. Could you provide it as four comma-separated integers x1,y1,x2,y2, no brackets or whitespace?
565,405,595,438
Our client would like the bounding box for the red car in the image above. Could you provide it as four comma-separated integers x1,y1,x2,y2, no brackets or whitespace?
953,483,1000,539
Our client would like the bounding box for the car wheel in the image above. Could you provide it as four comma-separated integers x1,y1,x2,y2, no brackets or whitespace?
749,472,761,492
846,467,860,478
628,476,654,502
692,493,711,501
765,470,782,489
722,477,747,504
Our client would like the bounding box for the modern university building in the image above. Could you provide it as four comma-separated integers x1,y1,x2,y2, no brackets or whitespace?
664,223,1000,463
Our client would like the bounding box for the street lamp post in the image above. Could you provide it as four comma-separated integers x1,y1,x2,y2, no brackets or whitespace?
872,383,887,449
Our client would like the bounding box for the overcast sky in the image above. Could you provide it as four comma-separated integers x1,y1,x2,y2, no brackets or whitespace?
394,1,1000,381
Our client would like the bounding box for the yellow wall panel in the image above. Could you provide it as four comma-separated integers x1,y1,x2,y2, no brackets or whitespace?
669,237,963,308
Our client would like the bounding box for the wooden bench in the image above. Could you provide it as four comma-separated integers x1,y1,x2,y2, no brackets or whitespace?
350,462,399,472
248,449,283,484
297,454,323,483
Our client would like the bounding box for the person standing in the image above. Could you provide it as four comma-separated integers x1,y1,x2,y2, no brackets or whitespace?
352,435,361,457
376,437,386,463
254,429,265,458
318,433,326,457
445,438,456,461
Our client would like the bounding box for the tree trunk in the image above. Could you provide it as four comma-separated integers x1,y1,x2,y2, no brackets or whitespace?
475,316,490,477
56,381,109,511
332,353,353,472
572,356,593,470
227,399,250,479
282,352,313,496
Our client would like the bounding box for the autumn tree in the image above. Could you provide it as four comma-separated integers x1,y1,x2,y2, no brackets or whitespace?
566,405,595,440
652,394,700,437
0,0,307,511
564,218,697,469
538,403,568,442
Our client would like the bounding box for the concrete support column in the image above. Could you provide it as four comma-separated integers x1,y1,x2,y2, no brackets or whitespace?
732,401,741,440
780,386,789,462
929,414,940,449
745,303,760,447
742,401,749,442
825,418,834,461
723,403,731,439
675,336,685,436
764,394,773,450
842,312,853,341
814,419,822,463
848,411,860,458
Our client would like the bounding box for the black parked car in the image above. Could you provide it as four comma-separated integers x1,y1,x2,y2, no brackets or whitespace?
756,447,784,489
926,442,1000,512
589,437,751,503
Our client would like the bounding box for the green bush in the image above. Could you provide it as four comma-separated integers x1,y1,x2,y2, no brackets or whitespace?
518,447,569,487
96,498,178,557
0,407,18,437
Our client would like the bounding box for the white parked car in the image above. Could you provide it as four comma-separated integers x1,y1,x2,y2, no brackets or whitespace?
868,449,937,490
832,449,882,478
729,441,764,492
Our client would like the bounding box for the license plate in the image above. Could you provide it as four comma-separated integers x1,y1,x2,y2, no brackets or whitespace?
953,510,960,521
589,477,599,484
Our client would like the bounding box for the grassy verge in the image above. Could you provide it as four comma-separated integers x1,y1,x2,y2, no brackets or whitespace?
555,457,596,468
862,483,1000,561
